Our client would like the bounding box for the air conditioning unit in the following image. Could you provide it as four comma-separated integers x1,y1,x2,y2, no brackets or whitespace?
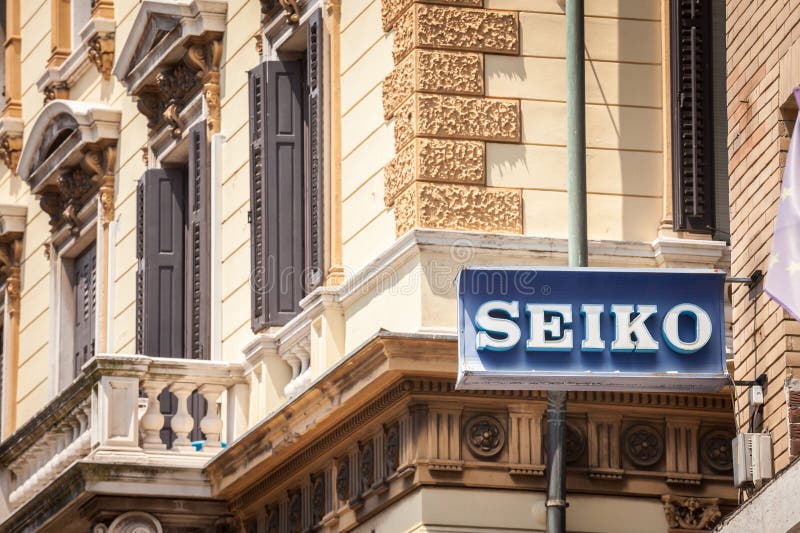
732,433,773,488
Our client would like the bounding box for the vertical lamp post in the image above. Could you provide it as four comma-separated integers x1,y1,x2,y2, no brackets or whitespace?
546,1,586,532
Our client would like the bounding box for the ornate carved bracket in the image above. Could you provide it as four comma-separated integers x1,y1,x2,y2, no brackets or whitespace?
40,145,117,235
662,495,721,531
88,33,116,81
137,39,222,137
260,0,300,23
0,239,23,318
43,83,69,104
0,120,23,174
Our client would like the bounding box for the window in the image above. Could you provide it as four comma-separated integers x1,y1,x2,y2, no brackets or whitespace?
72,241,96,376
248,9,325,331
669,0,729,238
136,121,210,360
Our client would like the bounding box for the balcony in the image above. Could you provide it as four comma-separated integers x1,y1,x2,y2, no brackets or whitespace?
0,354,248,523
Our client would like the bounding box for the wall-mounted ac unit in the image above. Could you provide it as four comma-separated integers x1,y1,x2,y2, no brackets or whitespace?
732,433,773,488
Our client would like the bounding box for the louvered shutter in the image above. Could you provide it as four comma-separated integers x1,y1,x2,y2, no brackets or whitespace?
249,59,305,330
73,242,96,376
136,169,185,358
249,62,269,332
306,8,325,291
671,0,715,233
186,121,210,360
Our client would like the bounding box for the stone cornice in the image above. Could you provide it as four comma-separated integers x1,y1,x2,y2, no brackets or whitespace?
214,331,734,509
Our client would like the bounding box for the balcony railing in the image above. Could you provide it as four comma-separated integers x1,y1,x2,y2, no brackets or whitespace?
0,354,248,512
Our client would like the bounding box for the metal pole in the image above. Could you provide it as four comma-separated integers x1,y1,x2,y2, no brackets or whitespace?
546,1,586,532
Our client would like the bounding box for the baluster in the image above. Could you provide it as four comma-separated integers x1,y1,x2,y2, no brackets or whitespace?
140,382,167,450
198,384,226,449
169,382,195,451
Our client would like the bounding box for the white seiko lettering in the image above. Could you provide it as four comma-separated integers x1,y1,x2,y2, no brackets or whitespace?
662,303,713,354
525,304,573,351
475,300,521,351
580,304,605,351
610,304,659,352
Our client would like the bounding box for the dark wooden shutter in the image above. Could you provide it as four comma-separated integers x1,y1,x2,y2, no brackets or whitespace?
671,0,715,233
249,62,269,332
186,121,210,359
249,59,305,330
306,8,325,291
73,242,96,376
136,169,185,358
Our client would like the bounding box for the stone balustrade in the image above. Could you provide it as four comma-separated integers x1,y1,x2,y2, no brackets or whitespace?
281,336,311,398
0,354,248,512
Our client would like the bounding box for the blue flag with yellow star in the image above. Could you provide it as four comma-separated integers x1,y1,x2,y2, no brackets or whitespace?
765,87,800,320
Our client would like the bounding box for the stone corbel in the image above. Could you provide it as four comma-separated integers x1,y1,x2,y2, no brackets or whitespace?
185,40,223,135
661,495,721,531
43,83,69,104
0,118,24,175
0,239,23,318
260,0,300,23
88,32,116,81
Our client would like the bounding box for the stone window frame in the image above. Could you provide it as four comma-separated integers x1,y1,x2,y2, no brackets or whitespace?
17,100,120,396
39,0,116,103
0,205,25,438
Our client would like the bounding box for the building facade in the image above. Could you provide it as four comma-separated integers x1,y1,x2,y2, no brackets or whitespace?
715,1,800,530
0,0,738,532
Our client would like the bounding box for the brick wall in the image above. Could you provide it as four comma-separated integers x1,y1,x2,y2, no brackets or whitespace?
727,0,800,472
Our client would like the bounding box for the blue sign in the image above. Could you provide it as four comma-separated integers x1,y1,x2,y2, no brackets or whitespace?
457,267,729,392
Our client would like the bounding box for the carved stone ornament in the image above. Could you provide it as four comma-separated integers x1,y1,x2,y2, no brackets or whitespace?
137,40,222,137
287,490,302,533
564,422,586,464
465,415,505,458
104,511,163,533
0,239,23,317
360,440,375,491
88,33,116,81
0,132,22,173
43,82,69,104
662,495,721,531
385,423,400,472
335,456,350,502
624,424,664,467
264,504,279,533
260,0,300,23
311,473,325,524
701,429,735,472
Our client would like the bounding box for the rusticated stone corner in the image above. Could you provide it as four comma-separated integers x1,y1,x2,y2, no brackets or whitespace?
384,138,485,205
393,182,522,236
382,0,483,32
383,50,483,120
393,5,518,63
394,93,520,149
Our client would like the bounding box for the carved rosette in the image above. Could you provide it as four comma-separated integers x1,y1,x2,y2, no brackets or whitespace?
662,495,721,531
564,422,586,464
360,440,375,492
102,511,164,533
701,430,734,472
335,456,350,502
624,424,664,467
88,33,116,81
385,423,400,472
465,415,505,458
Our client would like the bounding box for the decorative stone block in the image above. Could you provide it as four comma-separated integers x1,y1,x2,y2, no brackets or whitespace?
393,5,518,63
393,182,522,236
383,50,483,120
394,93,520,149
382,0,483,32
384,138,484,205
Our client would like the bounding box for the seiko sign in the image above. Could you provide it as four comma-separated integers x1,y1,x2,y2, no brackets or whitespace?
457,268,729,392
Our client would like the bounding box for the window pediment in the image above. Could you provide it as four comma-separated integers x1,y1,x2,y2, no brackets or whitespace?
114,0,225,138
18,100,121,235
114,0,226,96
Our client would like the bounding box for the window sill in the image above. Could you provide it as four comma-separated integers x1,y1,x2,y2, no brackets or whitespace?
36,17,116,100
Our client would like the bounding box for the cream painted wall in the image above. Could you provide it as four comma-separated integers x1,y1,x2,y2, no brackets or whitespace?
485,0,664,242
